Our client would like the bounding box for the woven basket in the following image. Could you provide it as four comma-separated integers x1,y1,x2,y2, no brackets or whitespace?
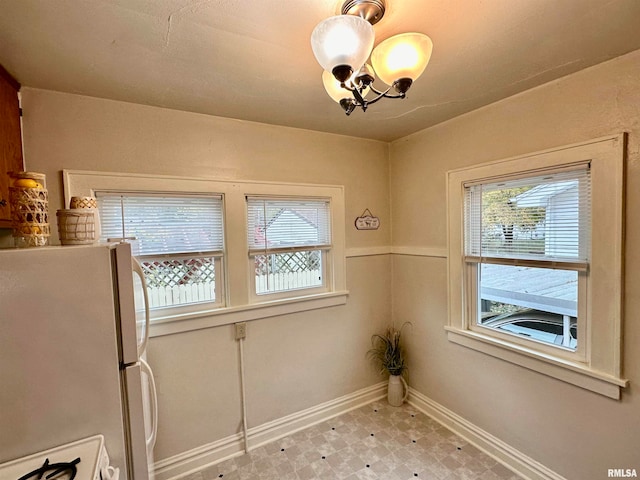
57,209,97,245
70,196,98,209
9,184,50,247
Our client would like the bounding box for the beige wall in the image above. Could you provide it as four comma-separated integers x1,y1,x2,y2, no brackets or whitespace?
19,88,391,250
18,89,392,460
390,49,640,478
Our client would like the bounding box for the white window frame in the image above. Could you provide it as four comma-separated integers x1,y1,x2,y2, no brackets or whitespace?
246,196,332,301
464,167,589,363
95,191,226,317
446,134,627,399
63,170,348,337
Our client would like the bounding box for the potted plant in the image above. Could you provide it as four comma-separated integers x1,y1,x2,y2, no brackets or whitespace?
367,322,411,406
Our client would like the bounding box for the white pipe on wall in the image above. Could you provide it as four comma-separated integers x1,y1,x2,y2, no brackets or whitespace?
238,336,250,453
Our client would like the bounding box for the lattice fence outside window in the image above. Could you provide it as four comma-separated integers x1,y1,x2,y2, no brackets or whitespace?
254,250,320,275
254,250,323,294
140,256,217,308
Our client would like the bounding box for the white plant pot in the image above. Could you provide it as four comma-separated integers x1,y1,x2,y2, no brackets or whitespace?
387,374,409,406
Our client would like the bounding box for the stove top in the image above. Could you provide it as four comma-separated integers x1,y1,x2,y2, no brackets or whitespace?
0,435,112,480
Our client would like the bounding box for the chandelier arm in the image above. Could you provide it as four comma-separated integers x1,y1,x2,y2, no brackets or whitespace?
368,84,406,99
381,91,406,99
367,84,389,96
352,87,367,109
359,90,387,106
335,72,408,112
337,83,368,110
354,87,405,107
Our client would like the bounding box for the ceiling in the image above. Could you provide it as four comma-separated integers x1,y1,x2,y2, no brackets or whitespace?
1,0,640,143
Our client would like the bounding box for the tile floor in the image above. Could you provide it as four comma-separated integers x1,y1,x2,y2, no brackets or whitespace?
180,401,522,480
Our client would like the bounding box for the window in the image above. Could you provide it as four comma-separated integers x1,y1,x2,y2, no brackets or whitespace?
446,135,627,399
247,197,331,297
64,170,347,335
97,193,225,313
464,168,589,357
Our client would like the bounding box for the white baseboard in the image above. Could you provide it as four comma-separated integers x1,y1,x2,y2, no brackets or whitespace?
153,382,387,480
408,389,566,480
153,383,564,480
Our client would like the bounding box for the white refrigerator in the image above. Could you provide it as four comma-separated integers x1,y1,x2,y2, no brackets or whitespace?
0,242,156,480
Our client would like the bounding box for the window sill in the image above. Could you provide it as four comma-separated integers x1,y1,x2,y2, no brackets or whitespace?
149,290,349,337
445,327,628,399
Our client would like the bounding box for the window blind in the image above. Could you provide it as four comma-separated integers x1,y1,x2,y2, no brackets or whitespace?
464,166,591,267
247,197,331,254
97,193,224,256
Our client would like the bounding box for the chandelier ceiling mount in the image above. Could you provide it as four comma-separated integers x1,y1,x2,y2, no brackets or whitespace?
341,0,386,25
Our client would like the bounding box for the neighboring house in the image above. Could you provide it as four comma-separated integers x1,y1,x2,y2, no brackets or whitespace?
256,208,322,248
251,206,325,293
514,180,580,259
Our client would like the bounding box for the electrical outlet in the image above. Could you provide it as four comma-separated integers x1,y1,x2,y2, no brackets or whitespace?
235,322,247,340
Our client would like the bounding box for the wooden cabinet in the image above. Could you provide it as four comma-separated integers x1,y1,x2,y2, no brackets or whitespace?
0,64,23,228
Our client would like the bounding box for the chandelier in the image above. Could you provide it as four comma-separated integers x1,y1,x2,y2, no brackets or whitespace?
311,0,433,115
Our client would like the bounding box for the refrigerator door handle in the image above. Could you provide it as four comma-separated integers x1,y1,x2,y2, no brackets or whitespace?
122,363,150,480
132,257,150,357
140,358,158,451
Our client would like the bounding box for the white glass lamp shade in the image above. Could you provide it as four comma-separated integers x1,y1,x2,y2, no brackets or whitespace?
311,15,375,74
370,33,433,86
322,69,371,103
